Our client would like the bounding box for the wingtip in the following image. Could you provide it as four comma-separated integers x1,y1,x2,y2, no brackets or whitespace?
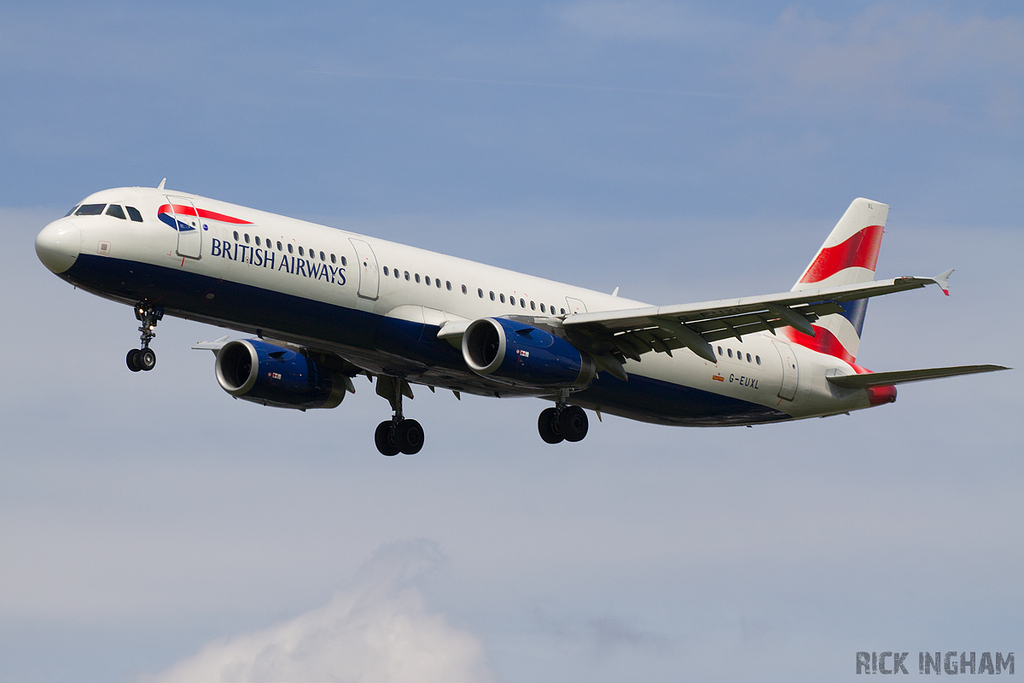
934,268,954,296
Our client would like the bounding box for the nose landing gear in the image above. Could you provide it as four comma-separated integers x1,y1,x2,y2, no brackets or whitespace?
126,303,163,372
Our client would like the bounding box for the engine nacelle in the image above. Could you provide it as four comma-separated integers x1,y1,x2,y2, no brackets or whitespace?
214,339,346,410
462,318,595,388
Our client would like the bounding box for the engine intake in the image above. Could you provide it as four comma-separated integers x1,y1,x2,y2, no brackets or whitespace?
214,339,346,410
462,318,595,388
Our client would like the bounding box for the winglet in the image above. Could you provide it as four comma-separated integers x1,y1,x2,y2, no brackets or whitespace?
933,268,954,296
157,178,166,190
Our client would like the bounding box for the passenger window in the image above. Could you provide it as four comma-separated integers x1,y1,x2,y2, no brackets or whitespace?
298,246,303,256
232,231,238,241
288,244,294,254
717,346,723,355
727,349,733,358
244,234,250,244
520,298,525,308
756,355,761,365
255,236,261,246
436,279,442,289
530,301,536,311
540,303,546,313
75,204,105,216
105,205,126,220
746,353,752,362
478,289,483,298
425,276,431,286
560,308,566,315
342,256,347,266
331,254,337,264
126,206,143,222
320,251,325,261
499,294,506,303
415,274,420,283
490,291,495,301
277,241,282,251
405,271,410,281
383,266,389,276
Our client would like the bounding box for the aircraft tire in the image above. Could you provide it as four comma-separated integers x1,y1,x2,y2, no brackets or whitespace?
138,347,157,371
559,406,588,443
374,421,400,456
538,407,564,444
396,419,424,455
126,349,142,372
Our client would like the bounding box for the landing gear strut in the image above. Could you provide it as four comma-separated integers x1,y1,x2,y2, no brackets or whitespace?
374,375,424,456
538,396,589,445
126,303,163,372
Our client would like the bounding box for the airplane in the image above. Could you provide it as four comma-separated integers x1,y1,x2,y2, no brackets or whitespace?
35,182,1007,455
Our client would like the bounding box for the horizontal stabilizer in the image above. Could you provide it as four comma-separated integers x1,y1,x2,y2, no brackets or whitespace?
827,364,1009,389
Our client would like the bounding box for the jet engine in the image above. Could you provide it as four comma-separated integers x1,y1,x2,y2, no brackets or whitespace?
462,318,595,388
214,339,346,410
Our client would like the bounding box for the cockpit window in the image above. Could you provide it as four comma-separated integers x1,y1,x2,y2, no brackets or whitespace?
106,204,127,220
126,206,143,222
75,204,106,216
64,205,80,217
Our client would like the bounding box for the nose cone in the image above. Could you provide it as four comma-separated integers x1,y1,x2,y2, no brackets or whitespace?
36,220,81,274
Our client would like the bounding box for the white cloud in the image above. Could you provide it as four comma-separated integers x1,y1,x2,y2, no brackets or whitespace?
742,5,1024,121
143,540,496,683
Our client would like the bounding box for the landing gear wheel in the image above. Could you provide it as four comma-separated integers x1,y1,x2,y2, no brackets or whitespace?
126,349,142,372
396,419,424,455
559,406,589,443
138,347,156,371
374,376,426,456
375,421,400,456
538,407,564,444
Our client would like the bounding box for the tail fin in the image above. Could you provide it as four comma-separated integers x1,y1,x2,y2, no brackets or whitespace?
787,198,889,363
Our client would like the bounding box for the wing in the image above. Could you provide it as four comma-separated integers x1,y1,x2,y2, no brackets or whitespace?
557,272,954,378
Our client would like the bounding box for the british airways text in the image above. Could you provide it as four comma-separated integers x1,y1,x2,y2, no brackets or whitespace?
210,238,346,286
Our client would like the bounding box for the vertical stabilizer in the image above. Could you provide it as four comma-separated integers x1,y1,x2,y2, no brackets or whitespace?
787,198,889,363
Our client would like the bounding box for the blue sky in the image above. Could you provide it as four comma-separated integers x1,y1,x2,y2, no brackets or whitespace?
1,2,1022,682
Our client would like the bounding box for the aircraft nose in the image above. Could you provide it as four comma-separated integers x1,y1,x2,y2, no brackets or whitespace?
35,220,81,274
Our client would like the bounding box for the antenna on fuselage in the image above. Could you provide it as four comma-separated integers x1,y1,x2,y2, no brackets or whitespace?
157,178,166,190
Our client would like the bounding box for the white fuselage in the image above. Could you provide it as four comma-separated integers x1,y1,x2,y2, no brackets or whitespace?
37,186,875,426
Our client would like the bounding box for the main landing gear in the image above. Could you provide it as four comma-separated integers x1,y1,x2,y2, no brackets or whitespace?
537,402,589,444
374,375,424,456
126,303,163,372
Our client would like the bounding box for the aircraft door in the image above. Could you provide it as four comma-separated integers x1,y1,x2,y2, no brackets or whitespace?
167,195,202,260
350,238,380,300
565,297,588,315
771,339,799,401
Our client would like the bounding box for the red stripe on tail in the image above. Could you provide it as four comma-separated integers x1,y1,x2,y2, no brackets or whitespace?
799,224,884,284
783,325,855,364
